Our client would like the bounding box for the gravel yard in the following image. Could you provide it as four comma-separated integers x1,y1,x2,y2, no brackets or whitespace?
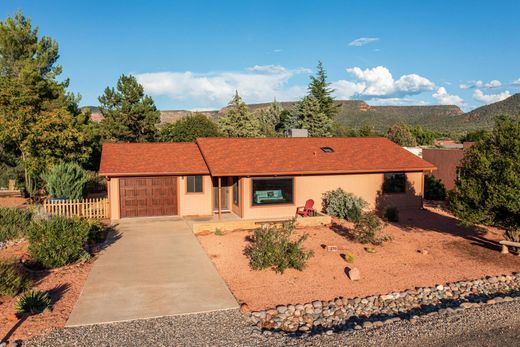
198,206,520,310
22,300,520,346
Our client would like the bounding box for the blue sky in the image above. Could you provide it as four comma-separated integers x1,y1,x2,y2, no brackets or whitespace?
2,0,520,111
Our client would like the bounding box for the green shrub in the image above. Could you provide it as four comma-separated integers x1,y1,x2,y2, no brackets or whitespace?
246,219,313,273
383,206,399,222
354,212,392,245
0,207,33,242
424,175,447,200
0,259,31,296
41,161,90,199
84,219,107,243
15,290,51,315
322,188,368,222
27,217,90,268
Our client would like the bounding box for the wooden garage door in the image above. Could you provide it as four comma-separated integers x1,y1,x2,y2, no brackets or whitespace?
119,176,178,218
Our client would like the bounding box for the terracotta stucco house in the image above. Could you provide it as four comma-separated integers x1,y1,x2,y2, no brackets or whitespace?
99,137,436,220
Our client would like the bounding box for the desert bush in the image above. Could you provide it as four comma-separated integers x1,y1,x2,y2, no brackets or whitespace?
246,219,313,273
383,206,399,222
27,216,91,268
0,259,31,296
41,161,90,199
424,175,446,200
354,212,392,245
0,207,33,242
322,188,368,222
16,290,51,315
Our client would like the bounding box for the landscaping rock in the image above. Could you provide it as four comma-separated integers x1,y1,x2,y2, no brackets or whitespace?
347,267,361,281
248,272,520,333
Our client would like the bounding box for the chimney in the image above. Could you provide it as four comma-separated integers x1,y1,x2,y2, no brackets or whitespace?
287,128,308,137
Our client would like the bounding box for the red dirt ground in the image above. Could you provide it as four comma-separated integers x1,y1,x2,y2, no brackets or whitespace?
0,242,93,343
198,207,520,311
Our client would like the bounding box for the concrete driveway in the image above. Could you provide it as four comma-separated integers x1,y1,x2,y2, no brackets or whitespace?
67,218,238,326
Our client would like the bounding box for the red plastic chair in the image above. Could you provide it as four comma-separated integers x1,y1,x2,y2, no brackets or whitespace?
296,199,315,217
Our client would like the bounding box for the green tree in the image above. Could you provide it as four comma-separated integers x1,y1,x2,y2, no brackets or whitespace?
460,129,489,143
0,12,90,193
258,100,283,137
159,113,220,142
299,96,333,137
411,125,436,145
357,124,375,137
387,123,417,146
218,92,262,137
449,115,520,241
308,61,339,119
99,74,160,142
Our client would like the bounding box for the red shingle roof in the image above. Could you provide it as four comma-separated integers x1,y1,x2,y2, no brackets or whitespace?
99,143,209,176
196,137,435,176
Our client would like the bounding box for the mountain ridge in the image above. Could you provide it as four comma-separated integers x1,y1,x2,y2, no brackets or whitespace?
84,93,520,133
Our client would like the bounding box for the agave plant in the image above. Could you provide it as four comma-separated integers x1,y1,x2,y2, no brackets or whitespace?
16,290,51,315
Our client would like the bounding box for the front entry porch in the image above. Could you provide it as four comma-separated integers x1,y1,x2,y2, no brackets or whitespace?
184,211,331,234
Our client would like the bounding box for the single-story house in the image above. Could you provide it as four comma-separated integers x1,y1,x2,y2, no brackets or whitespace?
99,137,436,220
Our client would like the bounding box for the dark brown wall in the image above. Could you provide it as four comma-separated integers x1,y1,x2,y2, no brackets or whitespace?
422,149,465,190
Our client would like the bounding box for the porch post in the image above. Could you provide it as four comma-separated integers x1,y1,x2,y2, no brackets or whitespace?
218,176,222,220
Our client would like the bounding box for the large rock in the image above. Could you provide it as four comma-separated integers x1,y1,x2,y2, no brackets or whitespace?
347,267,361,281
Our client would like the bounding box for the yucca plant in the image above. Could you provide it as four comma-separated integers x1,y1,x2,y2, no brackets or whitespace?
16,290,51,315
41,161,90,200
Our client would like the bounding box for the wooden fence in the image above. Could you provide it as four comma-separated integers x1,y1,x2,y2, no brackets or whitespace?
43,198,109,219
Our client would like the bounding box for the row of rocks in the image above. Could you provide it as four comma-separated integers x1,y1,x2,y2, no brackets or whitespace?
245,272,520,333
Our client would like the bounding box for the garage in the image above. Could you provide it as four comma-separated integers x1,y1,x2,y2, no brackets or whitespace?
119,176,178,218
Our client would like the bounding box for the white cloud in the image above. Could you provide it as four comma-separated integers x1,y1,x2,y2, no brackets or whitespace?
485,80,501,88
135,66,309,106
432,87,464,107
473,89,511,104
348,37,379,47
512,78,520,86
332,66,435,99
459,79,502,89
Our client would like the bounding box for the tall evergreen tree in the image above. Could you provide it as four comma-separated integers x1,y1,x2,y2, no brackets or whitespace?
99,74,160,142
0,12,90,192
258,99,283,137
299,96,333,137
218,92,262,137
308,61,340,119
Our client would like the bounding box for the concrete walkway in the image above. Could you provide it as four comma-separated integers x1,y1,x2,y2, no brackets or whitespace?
67,218,238,326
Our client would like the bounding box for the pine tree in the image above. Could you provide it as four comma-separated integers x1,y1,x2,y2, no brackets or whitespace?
308,61,339,119
99,74,160,142
299,96,333,137
0,12,90,193
218,92,262,137
258,99,283,137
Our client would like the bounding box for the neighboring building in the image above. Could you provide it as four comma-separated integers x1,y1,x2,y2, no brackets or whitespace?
422,142,474,191
99,137,436,220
